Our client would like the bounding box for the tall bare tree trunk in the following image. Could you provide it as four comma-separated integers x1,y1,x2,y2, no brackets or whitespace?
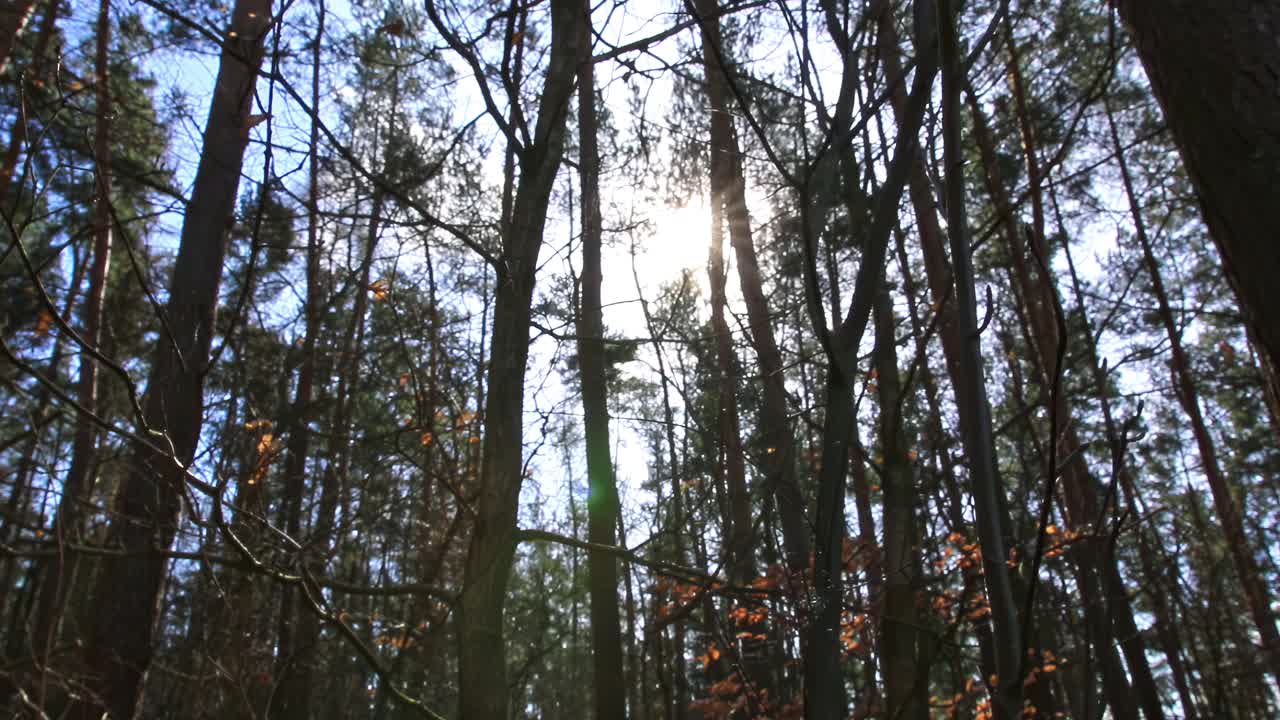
65,1,272,715
274,4,326,714
1054,180,1204,719
1114,0,1280,438
937,0,1022,714
695,0,809,583
631,254,691,720
694,0,753,592
872,287,929,720
793,2,938,714
967,88,1163,718
575,3,627,714
453,1,582,715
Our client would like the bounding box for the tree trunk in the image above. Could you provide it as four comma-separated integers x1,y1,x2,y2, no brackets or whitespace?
695,0,809,583
872,287,930,720
273,4,325,714
575,4,627,714
967,90,1162,719
0,0,38,76
937,0,1023,713
453,1,582,716
65,0,272,715
1114,0,1280,440
0,0,59,203
794,2,938,714
631,251,691,720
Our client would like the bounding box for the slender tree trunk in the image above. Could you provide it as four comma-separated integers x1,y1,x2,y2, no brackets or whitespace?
872,287,929,720
1114,0,1280,433
631,252,690,720
805,367,854,719
27,0,111,661
937,1,1022,713
796,3,938,714
273,5,326,714
693,0,760,601
1053,182,1203,720
695,0,809,583
575,5,627,714
967,90,1163,719
64,1,272,715
454,1,582,715
1107,102,1280,690
880,28,1013,711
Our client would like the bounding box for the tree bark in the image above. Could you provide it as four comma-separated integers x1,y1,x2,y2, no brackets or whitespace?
1114,0,1280,441
967,90,1162,719
576,3,627,715
797,2,938,714
872,287,929,720
695,0,809,583
65,1,272,715
937,0,1022,713
0,0,59,203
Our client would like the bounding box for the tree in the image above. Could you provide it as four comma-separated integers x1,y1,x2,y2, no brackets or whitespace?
575,0,628,714
65,0,272,714
0,0,39,75
434,0,585,715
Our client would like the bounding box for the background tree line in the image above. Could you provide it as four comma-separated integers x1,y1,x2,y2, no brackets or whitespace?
0,0,1277,717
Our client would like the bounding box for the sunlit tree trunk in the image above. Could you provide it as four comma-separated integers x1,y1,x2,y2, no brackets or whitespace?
696,0,808,589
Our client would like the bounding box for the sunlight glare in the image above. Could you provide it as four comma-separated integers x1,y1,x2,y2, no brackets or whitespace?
639,200,712,286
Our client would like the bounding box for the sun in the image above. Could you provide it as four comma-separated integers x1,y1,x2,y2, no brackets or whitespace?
639,200,713,286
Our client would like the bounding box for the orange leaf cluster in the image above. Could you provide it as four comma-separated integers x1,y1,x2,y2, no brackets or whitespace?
839,611,870,657
246,430,284,486
1042,525,1084,559
729,605,769,627
374,634,415,650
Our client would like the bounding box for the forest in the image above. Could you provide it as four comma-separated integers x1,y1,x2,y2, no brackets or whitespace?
0,0,1278,716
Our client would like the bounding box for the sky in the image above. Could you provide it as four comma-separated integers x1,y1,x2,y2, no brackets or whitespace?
55,0,1163,561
